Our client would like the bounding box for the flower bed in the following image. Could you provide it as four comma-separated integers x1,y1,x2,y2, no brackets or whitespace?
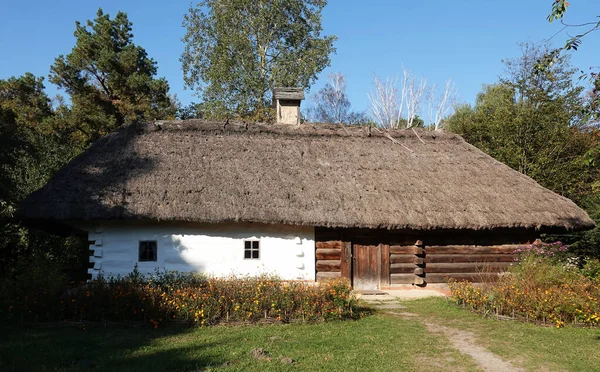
449,242,600,328
2,271,357,327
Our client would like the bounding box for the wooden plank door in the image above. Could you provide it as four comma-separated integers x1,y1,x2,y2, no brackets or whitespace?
353,244,381,290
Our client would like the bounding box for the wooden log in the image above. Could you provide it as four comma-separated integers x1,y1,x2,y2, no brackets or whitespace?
414,276,426,286
341,241,352,279
390,273,416,284
424,262,511,274
426,245,520,255
315,241,343,249
316,272,342,281
389,246,415,254
380,244,390,287
390,254,416,264
414,257,424,265
390,246,424,255
414,267,424,275
425,272,500,283
316,260,341,272
414,240,424,247
316,248,341,260
390,263,419,274
425,254,515,264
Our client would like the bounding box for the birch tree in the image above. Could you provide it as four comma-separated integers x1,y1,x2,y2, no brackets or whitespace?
368,75,399,128
427,79,458,130
405,73,427,128
181,0,337,119
309,72,351,123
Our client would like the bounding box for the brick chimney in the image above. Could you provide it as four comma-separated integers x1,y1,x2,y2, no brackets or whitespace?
272,87,304,125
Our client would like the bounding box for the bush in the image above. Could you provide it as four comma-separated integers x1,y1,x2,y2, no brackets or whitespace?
582,259,600,282
1,269,357,327
449,242,600,328
513,241,571,265
0,256,69,323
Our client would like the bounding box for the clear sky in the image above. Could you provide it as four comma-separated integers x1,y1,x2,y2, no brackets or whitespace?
1,1,598,114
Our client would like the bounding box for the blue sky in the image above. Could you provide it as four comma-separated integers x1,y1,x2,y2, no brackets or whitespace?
1,0,598,114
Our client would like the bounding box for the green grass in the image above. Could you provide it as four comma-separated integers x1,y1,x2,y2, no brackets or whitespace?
0,313,476,371
3,298,599,371
404,298,600,371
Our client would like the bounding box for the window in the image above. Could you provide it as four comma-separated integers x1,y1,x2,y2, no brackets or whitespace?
244,240,259,259
139,241,157,262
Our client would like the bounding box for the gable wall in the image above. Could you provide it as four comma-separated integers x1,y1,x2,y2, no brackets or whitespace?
84,222,315,280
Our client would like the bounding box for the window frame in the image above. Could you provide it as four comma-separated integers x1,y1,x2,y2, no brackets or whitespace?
243,240,260,260
138,240,158,262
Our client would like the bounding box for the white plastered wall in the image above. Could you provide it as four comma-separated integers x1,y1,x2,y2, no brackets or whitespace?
84,222,315,281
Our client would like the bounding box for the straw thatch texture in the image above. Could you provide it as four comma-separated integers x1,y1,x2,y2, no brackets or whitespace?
18,120,595,232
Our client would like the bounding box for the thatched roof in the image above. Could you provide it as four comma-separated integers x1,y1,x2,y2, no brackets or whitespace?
18,120,595,232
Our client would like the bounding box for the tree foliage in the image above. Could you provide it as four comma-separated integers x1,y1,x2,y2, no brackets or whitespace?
50,9,176,143
181,0,337,119
306,72,350,123
0,74,76,206
2,9,177,280
538,1,600,124
448,42,600,256
0,74,87,279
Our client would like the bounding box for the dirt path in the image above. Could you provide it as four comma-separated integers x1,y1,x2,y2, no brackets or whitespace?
387,311,524,372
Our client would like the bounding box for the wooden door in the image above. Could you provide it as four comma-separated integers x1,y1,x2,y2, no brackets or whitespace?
353,244,381,290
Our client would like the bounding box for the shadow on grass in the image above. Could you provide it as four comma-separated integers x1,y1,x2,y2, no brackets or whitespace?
351,304,376,319
0,325,231,372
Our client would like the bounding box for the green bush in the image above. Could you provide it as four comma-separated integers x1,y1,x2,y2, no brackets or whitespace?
582,259,600,282
1,270,358,327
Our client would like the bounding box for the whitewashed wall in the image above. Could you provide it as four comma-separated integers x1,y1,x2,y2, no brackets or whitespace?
83,222,315,281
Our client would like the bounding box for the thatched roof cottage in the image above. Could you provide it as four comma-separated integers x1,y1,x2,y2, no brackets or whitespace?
18,120,594,289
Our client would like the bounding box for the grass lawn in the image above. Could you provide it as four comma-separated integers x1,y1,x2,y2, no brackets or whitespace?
0,311,476,371
2,298,599,371
404,298,600,372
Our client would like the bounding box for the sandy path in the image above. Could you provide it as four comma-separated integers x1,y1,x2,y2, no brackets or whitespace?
386,311,524,372
422,320,524,372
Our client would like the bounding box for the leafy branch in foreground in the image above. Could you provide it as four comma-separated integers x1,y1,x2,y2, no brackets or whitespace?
536,1,600,123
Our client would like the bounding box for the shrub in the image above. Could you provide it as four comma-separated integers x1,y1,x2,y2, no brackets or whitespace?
1,270,357,327
513,241,571,265
449,243,600,328
0,256,69,322
582,259,600,282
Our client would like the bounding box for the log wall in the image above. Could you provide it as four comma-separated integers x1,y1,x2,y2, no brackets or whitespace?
314,229,352,282
315,227,535,287
423,245,518,283
315,240,342,281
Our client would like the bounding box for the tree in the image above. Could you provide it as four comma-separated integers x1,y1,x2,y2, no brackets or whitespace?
368,75,400,128
0,74,64,205
426,80,458,130
447,43,591,193
307,72,350,123
304,73,368,124
538,1,599,123
177,102,205,120
50,9,176,143
404,70,427,129
181,0,337,119
0,74,87,279
368,68,434,129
